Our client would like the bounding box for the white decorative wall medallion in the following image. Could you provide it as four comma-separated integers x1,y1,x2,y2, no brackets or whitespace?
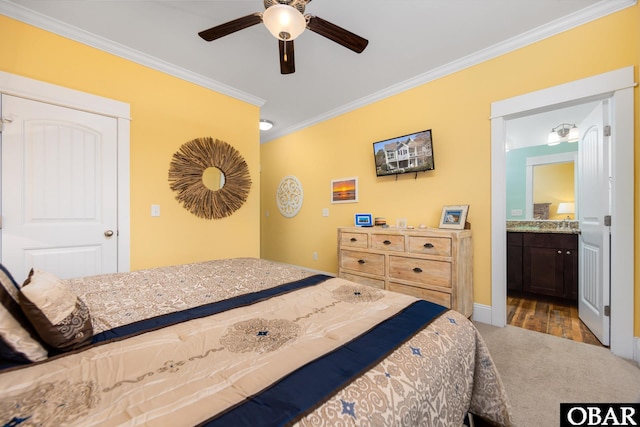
276,175,303,218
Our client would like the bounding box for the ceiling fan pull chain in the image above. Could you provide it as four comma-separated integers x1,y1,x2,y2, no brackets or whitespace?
284,38,288,62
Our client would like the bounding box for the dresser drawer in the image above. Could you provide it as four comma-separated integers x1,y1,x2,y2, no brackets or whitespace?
340,232,368,248
371,234,405,251
389,256,451,288
408,236,451,257
340,272,385,289
340,250,385,276
388,282,452,308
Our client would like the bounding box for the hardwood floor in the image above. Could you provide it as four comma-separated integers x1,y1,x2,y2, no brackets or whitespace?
506,295,605,347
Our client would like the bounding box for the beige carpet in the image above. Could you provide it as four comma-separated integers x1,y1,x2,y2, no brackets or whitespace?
474,322,640,427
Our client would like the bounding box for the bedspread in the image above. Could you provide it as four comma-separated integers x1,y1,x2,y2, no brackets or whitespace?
0,258,513,426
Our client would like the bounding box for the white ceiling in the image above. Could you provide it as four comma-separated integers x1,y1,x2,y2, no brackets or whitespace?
1,0,632,143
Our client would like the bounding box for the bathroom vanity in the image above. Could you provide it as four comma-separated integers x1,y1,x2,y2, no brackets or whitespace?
507,221,579,301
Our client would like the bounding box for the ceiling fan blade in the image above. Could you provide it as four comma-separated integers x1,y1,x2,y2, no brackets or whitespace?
279,39,296,74
198,13,262,42
306,16,368,53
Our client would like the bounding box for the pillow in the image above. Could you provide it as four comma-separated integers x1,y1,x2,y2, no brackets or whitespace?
0,263,48,362
19,269,93,351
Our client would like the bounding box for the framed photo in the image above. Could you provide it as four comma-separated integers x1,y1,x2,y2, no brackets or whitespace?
439,205,469,229
331,177,358,203
396,218,407,229
354,213,373,227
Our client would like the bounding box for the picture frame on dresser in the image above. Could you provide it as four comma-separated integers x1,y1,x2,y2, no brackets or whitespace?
354,213,373,227
439,205,469,229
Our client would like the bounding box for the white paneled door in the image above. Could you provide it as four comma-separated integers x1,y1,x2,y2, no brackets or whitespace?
1,94,118,284
577,100,610,346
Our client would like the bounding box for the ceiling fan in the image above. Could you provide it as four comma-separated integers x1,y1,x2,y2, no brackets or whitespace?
198,0,368,74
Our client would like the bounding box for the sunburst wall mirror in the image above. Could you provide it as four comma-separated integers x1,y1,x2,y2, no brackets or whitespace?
168,137,252,219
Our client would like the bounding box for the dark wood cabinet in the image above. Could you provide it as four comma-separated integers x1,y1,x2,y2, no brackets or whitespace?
507,231,578,301
506,232,523,293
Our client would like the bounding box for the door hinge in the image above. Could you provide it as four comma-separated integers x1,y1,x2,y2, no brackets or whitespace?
604,215,611,226
603,125,611,137
604,305,610,317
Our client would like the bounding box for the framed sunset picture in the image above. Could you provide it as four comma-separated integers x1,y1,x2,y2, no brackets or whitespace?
331,177,358,203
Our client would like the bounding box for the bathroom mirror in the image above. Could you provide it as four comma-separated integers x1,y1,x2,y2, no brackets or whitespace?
506,147,577,220
526,152,576,219
168,137,251,219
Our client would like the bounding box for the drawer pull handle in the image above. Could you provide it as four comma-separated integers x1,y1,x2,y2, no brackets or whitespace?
350,238,357,242
413,267,423,273
358,259,366,264
383,240,392,245
423,243,434,248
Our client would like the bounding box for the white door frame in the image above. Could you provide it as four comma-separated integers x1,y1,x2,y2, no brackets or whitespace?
490,66,635,359
0,71,131,273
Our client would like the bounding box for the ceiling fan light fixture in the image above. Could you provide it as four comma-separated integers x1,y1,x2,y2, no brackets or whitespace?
263,4,306,41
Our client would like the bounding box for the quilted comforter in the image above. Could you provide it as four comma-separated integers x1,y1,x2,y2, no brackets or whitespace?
0,258,513,426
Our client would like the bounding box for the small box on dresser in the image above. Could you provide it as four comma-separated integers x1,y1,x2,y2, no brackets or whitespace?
337,226,473,317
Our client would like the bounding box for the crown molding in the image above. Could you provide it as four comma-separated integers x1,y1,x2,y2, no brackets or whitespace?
261,0,636,143
1,0,633,141
0,1,266,107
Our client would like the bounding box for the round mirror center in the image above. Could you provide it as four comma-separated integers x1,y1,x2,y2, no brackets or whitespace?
202,166,226,191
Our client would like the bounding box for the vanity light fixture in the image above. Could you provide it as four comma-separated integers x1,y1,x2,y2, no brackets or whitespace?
547,123,579,146
259,119,274,131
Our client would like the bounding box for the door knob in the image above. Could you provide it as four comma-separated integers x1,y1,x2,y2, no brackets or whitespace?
104,230,114,237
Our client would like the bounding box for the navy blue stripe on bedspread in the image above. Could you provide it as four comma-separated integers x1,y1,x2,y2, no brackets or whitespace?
199,299,449,427
92,274,333,344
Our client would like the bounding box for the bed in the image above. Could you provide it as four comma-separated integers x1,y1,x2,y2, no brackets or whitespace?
0,257,513,426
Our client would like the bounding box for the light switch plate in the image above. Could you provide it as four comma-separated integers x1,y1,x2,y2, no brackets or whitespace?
151,204,160,217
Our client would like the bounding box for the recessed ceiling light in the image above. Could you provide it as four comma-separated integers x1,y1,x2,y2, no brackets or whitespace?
259,119,274,131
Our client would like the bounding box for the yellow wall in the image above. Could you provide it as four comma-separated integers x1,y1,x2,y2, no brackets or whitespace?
1,15,261,270
261,5,639,334
2,7,638,335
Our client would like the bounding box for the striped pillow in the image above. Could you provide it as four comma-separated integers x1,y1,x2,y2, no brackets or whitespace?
0,263,48,363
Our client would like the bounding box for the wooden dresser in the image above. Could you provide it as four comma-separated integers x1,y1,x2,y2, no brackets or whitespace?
337,226,473,317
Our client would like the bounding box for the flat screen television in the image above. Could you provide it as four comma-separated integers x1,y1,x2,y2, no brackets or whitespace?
373,129,435,177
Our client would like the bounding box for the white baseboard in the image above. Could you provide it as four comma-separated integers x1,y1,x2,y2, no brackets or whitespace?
471,303,492,325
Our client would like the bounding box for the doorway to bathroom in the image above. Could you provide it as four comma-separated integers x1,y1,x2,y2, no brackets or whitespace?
489,66,635,359
504,99,605,346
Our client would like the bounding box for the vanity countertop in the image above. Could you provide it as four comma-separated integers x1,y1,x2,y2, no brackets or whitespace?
506,220,580,234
